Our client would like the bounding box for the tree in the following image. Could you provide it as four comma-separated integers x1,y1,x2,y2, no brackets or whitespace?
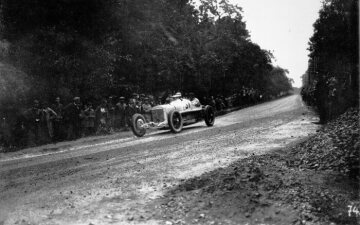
305,0,358,122
0,0,292,100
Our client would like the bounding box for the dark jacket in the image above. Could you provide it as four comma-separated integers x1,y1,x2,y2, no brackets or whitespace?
64,103,81,123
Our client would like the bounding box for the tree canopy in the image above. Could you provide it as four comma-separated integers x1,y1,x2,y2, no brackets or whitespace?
0,0,293,108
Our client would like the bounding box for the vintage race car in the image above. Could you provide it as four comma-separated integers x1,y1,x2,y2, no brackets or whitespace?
131,98,215,137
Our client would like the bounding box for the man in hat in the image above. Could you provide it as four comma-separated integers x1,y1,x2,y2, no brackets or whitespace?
169,92,182,105
131,93,139,102
95,99,109,134
52,97,64,141
141,97,152,121
24,99,42,146
172,92,182,100
81,101,95,135
64,97,82,140
125,98,137,127
107,96,116,133
115,96,127,130
139,93,145,101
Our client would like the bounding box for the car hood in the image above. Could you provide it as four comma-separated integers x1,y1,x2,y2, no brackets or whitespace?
151,104,176,114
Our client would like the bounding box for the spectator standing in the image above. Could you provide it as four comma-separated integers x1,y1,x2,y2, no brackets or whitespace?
125,99,137,127
115,97,126,130
81,102,95,136
148,95,155,106
131,93,139,103
12,113,27,148
40,101,57,143
141,97,152,121
24,100,42,146
221,95,228,108
107,96,116,133
139,94,145,103
136,100,142,113
64,97,82,140
95,99,109,134
87,103,96,134
52,97,64,141
202,96,209,106
210,96,216,109
215,96,224,111
0,117,11,147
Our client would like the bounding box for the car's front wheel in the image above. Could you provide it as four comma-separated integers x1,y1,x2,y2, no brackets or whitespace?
168,110,183,133
204,105,215,126
131,114,146,137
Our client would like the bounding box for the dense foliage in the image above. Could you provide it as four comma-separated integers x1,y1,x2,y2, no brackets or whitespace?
0,0,292,106
302,0,359,123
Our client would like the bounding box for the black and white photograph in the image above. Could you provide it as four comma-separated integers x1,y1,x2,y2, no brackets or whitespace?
0,0,359,224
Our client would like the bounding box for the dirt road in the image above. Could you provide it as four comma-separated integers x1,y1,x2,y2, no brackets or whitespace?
0,95,319,225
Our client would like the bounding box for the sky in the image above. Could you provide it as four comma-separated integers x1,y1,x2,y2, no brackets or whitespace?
231,0,323,87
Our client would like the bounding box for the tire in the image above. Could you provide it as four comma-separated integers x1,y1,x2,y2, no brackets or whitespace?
204,105,215,126
131,114,146,137
168,110,183,133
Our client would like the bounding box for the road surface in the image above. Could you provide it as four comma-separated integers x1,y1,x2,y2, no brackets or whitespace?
0,95,319,225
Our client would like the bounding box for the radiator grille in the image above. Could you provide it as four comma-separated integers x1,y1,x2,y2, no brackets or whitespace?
151,108,165,123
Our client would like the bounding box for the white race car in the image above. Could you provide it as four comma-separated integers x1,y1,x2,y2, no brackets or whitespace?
131,98,215,137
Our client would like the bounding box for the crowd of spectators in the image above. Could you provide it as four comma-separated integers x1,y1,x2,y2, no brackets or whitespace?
0,88,269,150
10,93,160,147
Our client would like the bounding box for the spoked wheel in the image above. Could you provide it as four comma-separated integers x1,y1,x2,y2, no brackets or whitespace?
131,113,146,137
168,110,183,133
204,105,215,126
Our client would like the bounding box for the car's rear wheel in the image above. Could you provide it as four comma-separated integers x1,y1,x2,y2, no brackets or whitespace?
131,113,146,137
204,105,215,126
168,110,183,133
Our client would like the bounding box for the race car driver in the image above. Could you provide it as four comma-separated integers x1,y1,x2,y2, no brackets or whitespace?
170,92,182,103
